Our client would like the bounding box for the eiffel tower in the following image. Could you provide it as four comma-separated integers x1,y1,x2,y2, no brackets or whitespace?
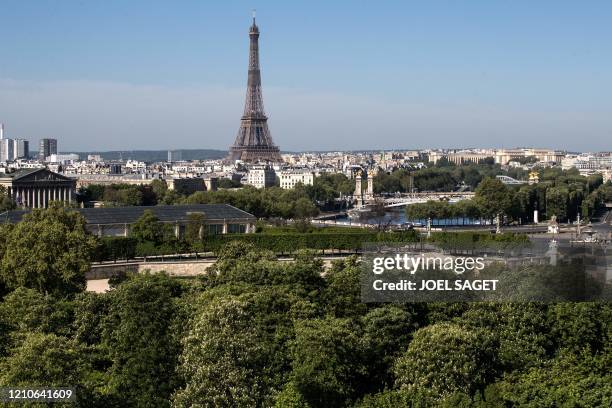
227,13,282,163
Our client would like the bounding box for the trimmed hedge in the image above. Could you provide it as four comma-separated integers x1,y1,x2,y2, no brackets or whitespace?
428,231,530,252
134,241,190,257
92,230,420,261
92,231,530,261
201,230,419,253
94,236,138,261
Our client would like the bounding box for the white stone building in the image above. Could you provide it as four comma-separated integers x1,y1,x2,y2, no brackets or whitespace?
279,170,315,189
246,165,276,189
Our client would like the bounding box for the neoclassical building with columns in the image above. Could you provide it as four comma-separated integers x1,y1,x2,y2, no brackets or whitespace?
0,168,76,208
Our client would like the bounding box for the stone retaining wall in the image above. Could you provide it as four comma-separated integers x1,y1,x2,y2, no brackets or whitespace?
87,257,344,280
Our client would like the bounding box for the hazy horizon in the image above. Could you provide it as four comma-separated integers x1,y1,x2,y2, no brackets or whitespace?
1,1,610,152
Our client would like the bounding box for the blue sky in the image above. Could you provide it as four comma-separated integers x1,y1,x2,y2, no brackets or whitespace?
0,0,610,152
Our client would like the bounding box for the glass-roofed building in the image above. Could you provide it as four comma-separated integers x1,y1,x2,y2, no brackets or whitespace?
1,204,256,237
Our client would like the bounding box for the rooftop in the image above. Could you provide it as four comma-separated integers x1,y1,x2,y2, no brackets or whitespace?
1,204,255,225
0,168,45,179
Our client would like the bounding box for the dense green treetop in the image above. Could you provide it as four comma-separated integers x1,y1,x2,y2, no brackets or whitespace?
394,322,498,397
101,273,184,408
0,206,97,297
0,233,610,407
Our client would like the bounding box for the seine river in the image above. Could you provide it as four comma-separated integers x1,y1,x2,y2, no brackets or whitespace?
336,208,487,227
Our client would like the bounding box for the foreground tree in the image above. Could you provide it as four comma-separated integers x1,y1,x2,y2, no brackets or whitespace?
0,332,100,406
102,274,184,408
547,302,609,354
361,305,417,391
274,381,311,408
0,287,75,349
394,322,497,397
321,256,368,318
173,291,296,407
455,303,550,371
489,351,612,407
289,317,366,407
0,206,97,296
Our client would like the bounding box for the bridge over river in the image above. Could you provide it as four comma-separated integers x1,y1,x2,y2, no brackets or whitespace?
382,192,475,208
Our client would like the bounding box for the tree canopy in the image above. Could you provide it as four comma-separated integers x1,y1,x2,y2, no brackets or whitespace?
0,228,610,407
0,206,97,296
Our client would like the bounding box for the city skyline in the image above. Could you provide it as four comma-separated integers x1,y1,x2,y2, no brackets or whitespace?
0,1,610,152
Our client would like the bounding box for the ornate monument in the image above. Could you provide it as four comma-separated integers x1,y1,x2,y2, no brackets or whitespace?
227,12,282,163
366,168,376,198
354,169,364,207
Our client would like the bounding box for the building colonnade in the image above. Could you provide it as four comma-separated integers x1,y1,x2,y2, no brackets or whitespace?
7,185,73,209
91,220,255,238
